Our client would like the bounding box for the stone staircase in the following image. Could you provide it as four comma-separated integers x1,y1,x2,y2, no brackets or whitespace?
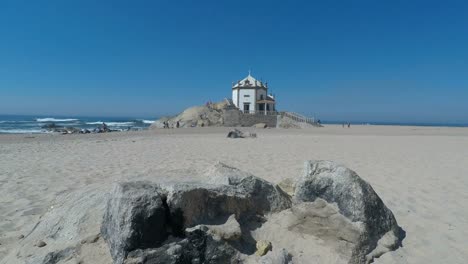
280,111,320,126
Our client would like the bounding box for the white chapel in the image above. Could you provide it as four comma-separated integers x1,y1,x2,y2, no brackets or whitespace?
231,72,276,115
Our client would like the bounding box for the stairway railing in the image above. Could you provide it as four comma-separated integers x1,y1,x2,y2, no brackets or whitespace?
280,111,316,125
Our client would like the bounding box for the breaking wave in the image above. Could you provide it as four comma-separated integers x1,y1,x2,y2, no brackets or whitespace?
36,118,79,122
86,121,134,126
0,129,45,134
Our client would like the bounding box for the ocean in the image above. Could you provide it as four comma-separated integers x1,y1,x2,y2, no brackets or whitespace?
320,120,468,127
0,115,156,134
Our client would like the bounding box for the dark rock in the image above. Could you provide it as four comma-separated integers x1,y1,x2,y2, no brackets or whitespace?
294,160,404,263
227,129,244,138
124,228,239,264
101,182,169,264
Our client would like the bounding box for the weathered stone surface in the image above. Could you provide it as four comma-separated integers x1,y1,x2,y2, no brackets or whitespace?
205,162,252,186
124,228,240,264
259,248,292,264
294,160,403,263
101,182,168,264
236,174,291,214
204,162,292,214
163,182,252,229
187,214,242,241
255,240,272,256
277,178,295,197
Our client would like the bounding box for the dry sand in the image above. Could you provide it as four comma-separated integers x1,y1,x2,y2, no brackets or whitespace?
1,125,468,263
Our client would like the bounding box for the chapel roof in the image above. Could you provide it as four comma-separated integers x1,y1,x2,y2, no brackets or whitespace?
232,73,267,89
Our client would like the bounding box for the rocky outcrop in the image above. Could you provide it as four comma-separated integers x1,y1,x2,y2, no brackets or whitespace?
294,160,404,263
150,102,226,128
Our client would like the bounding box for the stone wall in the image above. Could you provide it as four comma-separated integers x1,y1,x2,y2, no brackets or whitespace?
222,109,278,127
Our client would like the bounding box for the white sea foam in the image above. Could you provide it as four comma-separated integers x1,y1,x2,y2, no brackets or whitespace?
142,120,155,124
86,121,134,126
85,121,104,125
0,120,32,123
107,122,135,126
0,129,45,134
36,118,79,122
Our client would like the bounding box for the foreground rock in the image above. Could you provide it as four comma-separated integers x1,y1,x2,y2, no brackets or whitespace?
294,160,404,263
101,182,168,264
2,161,403,264
101,163,291,263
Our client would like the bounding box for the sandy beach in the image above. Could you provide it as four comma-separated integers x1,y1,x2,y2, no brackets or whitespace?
1,125,468,263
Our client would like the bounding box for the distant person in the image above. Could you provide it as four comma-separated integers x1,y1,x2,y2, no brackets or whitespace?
347,122,351,128
176,121,180,128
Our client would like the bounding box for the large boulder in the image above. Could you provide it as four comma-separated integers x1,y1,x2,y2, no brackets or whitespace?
101,182,168,264
294,160,403,263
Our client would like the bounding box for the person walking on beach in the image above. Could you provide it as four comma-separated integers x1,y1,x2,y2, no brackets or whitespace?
347,122,351,128
176,121,180,128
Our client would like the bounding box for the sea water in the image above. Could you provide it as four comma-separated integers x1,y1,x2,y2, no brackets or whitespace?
0,115,156,134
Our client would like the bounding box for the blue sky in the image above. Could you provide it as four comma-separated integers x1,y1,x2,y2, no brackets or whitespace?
1,0,467,123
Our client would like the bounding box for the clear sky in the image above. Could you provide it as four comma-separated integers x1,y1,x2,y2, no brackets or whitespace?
1,0,467,123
